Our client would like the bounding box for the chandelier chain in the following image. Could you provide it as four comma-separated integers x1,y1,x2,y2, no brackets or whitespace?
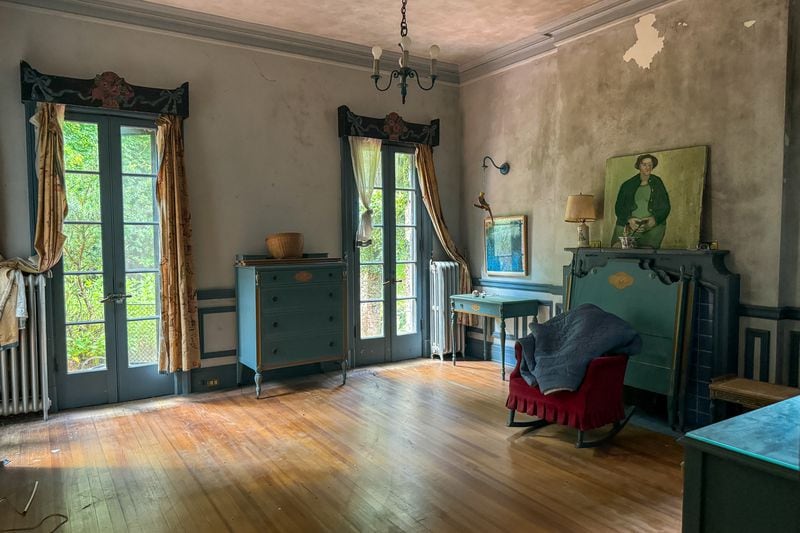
400,0,408,37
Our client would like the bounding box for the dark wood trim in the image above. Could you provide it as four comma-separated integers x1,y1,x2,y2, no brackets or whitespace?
197,288,236,300
744,328,771,381
20,61,189,117
739,304,800,320
337,105,439,146
789,331,800,388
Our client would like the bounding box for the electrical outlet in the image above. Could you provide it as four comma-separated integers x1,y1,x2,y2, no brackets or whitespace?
207,378,219,387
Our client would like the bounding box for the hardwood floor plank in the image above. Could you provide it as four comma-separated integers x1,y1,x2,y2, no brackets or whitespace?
0,360,684,532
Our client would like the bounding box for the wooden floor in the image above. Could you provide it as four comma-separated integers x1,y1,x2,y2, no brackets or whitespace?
0,360,684,532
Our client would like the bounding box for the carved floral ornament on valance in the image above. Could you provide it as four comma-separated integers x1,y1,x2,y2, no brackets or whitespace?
20,61,189,117
337,105,439,146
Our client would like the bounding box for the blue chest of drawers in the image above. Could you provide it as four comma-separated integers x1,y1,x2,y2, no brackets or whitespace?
235,258,348,397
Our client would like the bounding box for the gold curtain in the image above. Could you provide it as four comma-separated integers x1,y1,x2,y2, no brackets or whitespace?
0,103,67,348
156,115,201,373
415,144,474,326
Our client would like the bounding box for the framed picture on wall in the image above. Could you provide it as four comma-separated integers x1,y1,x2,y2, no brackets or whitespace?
484,215,528,277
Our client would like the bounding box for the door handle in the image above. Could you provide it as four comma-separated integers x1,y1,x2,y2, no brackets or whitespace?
382,279,404,286
100,293,132,304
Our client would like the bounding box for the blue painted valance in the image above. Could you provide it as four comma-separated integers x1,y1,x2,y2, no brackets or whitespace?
20,61,189,117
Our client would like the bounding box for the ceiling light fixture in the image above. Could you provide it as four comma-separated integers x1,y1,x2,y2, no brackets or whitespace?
371,0,439,105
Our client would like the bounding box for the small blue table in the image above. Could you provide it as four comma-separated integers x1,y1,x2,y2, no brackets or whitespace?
449,293,540,381
680,396,800,532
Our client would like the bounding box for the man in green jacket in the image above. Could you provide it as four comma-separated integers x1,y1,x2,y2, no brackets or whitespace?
611,154,670,248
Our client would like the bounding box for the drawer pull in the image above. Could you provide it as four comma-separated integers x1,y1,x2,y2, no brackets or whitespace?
272,275,278,281
272,348,278,355
328,292,334,298
272,296,278,302
273,321,279,328
329,316,334,322
328,341,335,347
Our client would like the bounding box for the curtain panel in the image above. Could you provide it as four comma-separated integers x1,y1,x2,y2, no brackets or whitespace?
415,145,475,326
156,115,201,373
349,136,383,247
0,102,67,348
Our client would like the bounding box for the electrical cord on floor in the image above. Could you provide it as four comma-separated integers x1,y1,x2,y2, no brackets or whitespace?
0,481,69,533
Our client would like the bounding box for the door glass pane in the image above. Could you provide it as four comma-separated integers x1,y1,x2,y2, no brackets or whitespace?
360,302,384,339
395,264,415,298
124,225,158,270
121,127,156,174
395,190,415,225
395,153,415,189
369,188,383,226
128,319,158,366
65,173,102,221
123,176,157,222
396,299,417,335
359,227,383,263
63,224,103,272
64,274,105,323
66,323,107,373
126,273,158,319
63,121,99,172
359,265,383,300
396,228,416,262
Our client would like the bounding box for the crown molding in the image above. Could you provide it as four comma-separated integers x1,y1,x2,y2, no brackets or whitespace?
459,0,674,83
7,0,677,86
4,0,461,84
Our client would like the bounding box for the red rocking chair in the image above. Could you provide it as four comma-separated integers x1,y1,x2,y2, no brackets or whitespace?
505,341,635,448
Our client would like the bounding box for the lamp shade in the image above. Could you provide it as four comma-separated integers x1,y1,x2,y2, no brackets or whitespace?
564,194,596,222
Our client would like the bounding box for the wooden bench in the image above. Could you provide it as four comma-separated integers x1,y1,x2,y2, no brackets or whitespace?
709,376,800,418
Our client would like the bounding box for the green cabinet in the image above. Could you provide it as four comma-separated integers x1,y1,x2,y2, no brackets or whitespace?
235,259,347,397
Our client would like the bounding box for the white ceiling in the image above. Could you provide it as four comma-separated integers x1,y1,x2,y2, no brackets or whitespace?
143,0,603,64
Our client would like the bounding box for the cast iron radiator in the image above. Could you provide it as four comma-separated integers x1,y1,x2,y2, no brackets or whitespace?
429,261,461,358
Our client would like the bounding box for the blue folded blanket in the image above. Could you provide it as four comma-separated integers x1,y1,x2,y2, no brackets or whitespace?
518,303,641,394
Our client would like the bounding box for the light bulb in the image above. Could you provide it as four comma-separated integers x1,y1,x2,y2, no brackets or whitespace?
400,35,411,50
429,44,440,60
371,46,382,60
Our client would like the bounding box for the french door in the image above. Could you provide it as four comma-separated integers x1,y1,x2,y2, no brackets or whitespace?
53,112,172,409
353,146,429,365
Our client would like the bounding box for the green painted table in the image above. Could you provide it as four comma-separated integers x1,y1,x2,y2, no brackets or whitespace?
449,293,540,381
680,396,800,532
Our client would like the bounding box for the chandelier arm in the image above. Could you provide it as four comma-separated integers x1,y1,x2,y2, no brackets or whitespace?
415,74,438,91
372,71,399,92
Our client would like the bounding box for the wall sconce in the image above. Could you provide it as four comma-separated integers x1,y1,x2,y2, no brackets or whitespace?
564,194,597,247
482,156,510,175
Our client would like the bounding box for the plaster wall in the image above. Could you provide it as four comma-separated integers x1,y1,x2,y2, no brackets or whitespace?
0,4,462,290
460,0,789,306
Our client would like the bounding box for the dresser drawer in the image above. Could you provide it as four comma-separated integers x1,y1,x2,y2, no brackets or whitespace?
261,308,342,336
260,283,343,310
257,266,343,286
452,299,501,317
262,334,343,368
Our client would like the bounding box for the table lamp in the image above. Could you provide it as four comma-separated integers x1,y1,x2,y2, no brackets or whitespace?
564,194,596,247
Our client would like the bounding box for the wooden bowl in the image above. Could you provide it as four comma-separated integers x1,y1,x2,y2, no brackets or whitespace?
265,232,304,259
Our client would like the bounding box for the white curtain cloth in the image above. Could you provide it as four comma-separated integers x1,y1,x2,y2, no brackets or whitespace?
349,136,382,247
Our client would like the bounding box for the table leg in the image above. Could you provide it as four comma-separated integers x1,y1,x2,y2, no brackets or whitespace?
483,317,488,361
451,300,457,366
500,318,506,381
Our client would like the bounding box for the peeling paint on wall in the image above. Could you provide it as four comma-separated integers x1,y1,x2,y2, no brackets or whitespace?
744,20,757,28
623,14,665,69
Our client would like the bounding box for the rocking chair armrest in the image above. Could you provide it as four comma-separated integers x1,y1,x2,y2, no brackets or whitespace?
511,342,524,379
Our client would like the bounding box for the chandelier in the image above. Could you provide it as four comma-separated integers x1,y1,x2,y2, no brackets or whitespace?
371,0,440,105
